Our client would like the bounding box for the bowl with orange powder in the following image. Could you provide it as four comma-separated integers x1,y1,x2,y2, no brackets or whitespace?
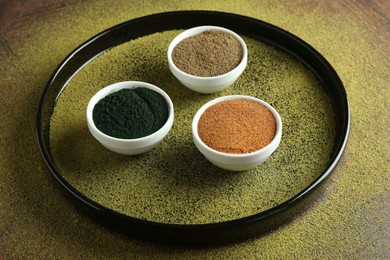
192,95,282,171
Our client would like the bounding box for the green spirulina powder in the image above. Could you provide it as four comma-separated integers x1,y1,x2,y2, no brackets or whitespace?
93,88,168,139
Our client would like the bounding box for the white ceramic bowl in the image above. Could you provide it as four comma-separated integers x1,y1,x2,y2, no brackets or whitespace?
86,81,174,155
167,26,248,94
192,95,282,171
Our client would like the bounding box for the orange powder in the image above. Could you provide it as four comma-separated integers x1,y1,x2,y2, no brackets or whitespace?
198,99,276,154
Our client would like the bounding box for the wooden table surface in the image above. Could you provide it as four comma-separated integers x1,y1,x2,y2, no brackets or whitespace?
1,0,389,259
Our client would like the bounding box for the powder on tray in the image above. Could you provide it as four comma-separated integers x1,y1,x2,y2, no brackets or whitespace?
171,30,243,77
49,31,336,224
198,99,276,154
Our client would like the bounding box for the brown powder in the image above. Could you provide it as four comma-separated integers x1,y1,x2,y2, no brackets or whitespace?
198,99,276,154
172,30,243,77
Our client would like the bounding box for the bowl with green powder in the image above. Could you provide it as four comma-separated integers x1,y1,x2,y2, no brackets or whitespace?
86,81,174,155
167,26,248,93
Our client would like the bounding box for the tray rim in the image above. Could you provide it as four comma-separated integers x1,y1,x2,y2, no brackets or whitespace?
36,10,350,245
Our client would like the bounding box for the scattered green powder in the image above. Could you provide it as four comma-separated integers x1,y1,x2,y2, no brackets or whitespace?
50,30,336,224
93,88,168,139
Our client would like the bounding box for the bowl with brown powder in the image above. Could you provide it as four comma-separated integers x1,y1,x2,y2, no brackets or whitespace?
167,26,247,93
192,95,282,171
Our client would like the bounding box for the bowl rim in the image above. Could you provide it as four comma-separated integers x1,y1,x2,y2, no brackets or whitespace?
86,81,174,143
167,25,248,80
192,95,282,158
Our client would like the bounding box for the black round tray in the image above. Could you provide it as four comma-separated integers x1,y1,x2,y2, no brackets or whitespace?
37,11,350,245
